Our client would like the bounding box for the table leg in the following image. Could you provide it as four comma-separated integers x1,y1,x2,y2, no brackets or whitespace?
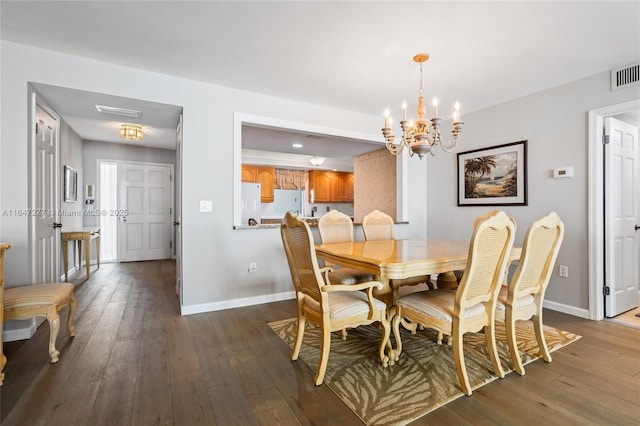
62,240,69,282
84,239,91,278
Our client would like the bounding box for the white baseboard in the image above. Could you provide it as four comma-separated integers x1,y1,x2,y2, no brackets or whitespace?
2,320,37,342
543,300,590,319
181,291,296,316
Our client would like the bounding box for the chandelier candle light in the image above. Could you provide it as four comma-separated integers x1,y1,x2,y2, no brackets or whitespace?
382,53,463,159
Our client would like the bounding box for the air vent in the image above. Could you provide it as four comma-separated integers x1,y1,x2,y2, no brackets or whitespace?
304,134,325,141
611,63,639,91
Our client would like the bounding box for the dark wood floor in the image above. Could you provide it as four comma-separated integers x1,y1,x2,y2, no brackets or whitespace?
1,261,638,425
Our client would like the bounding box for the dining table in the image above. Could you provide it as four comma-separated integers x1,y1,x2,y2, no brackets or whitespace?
316,238,522,306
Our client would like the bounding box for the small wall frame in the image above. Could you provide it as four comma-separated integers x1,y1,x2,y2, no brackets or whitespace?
64,165,78,202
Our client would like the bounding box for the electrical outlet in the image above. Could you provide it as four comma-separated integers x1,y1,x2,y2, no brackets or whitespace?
248,262,257,273
559,265,568,278
200,200,213,212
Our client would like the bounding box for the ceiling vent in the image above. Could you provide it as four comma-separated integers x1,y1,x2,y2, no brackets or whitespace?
611,63,639,91
304,134,325,141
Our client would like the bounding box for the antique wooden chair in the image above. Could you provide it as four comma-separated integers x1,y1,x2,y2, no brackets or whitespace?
495,212,564,376
318,209,374,286
281,212,390,385
362,209,433,293
0,242,77,386
392,210,515,396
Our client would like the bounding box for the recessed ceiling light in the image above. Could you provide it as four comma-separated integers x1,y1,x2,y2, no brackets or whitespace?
292,143,303,148
95,104,143,118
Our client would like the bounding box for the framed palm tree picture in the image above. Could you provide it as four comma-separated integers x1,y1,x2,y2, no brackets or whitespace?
457,140,527,206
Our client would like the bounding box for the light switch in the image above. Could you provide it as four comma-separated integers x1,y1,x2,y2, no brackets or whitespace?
200,200,213,212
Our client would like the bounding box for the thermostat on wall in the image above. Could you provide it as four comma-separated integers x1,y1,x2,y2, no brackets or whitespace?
553,166,574,179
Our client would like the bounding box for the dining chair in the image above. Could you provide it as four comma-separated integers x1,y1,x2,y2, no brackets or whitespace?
495,211,564,376
280,211,390,385
392,210,515,396
362,210,433,292
318,209,375,286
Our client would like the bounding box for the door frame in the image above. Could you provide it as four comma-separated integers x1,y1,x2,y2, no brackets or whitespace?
99,159,174,262
588,98,640,320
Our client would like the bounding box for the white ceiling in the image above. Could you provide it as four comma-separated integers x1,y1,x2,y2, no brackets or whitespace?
2,1,639,155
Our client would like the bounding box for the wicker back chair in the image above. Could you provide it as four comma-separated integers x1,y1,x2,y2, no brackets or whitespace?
392,210,515,396
495,212,564,375
280,212,390,385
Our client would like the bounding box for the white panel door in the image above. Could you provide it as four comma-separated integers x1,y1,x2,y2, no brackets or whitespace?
118,162,172,262
604,117,639,317
31,96,60,283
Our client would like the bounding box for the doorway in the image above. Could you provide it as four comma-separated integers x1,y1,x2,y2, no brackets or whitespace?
588,99,640,320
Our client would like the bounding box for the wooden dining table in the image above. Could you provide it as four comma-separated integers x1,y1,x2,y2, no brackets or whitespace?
316,238,522,306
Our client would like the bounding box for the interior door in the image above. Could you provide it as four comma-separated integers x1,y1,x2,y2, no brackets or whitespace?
604,116,639,317
175,114,183,303
118,162,173,262
30,94,60,283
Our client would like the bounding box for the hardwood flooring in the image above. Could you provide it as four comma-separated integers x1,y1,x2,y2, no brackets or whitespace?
1,260,638,425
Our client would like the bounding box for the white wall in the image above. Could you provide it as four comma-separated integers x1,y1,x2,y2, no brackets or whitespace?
426,71,640,313
59,119,84,275
0,41,428,313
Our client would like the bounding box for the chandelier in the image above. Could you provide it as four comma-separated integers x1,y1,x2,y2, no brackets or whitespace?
382,53,462,159
120,123,143,141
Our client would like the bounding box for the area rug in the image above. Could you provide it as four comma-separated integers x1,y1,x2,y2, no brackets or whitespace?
269,318,580,426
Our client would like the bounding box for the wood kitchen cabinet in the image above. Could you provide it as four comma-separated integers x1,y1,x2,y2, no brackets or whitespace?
309,170,354,203
241,165,275,203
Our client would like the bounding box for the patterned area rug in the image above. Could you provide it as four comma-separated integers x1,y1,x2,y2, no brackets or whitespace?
269,318,580,426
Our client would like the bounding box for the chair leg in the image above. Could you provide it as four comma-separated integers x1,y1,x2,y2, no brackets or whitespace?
485,323,505,379
506,308,525,376
340,328,348,340
452,329,472,396
315,325,331,386
0,353,6,386
46,306,61,364
533,311,552,363
292,315,306,361
67,294,77,337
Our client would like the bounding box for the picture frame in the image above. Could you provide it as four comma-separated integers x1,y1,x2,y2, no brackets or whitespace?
64,165,78,202
457,140,527,206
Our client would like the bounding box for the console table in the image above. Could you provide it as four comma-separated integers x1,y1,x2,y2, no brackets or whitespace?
61,227,100,281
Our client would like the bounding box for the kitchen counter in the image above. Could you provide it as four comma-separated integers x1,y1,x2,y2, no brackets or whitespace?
235,219,408,230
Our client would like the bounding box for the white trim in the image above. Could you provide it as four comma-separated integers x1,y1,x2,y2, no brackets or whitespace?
2,319,37,342
181,290,296,316
588,99,640,320
543,300,590,319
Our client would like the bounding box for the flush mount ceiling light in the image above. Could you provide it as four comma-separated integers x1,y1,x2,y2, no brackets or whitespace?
382,53,463,159
309,156,325,166
95,104,143,118
120,123,143,141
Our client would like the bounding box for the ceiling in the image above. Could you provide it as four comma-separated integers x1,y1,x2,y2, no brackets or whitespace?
2,1,639,156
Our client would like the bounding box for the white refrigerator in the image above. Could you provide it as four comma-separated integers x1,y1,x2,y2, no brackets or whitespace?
241,182,261,225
